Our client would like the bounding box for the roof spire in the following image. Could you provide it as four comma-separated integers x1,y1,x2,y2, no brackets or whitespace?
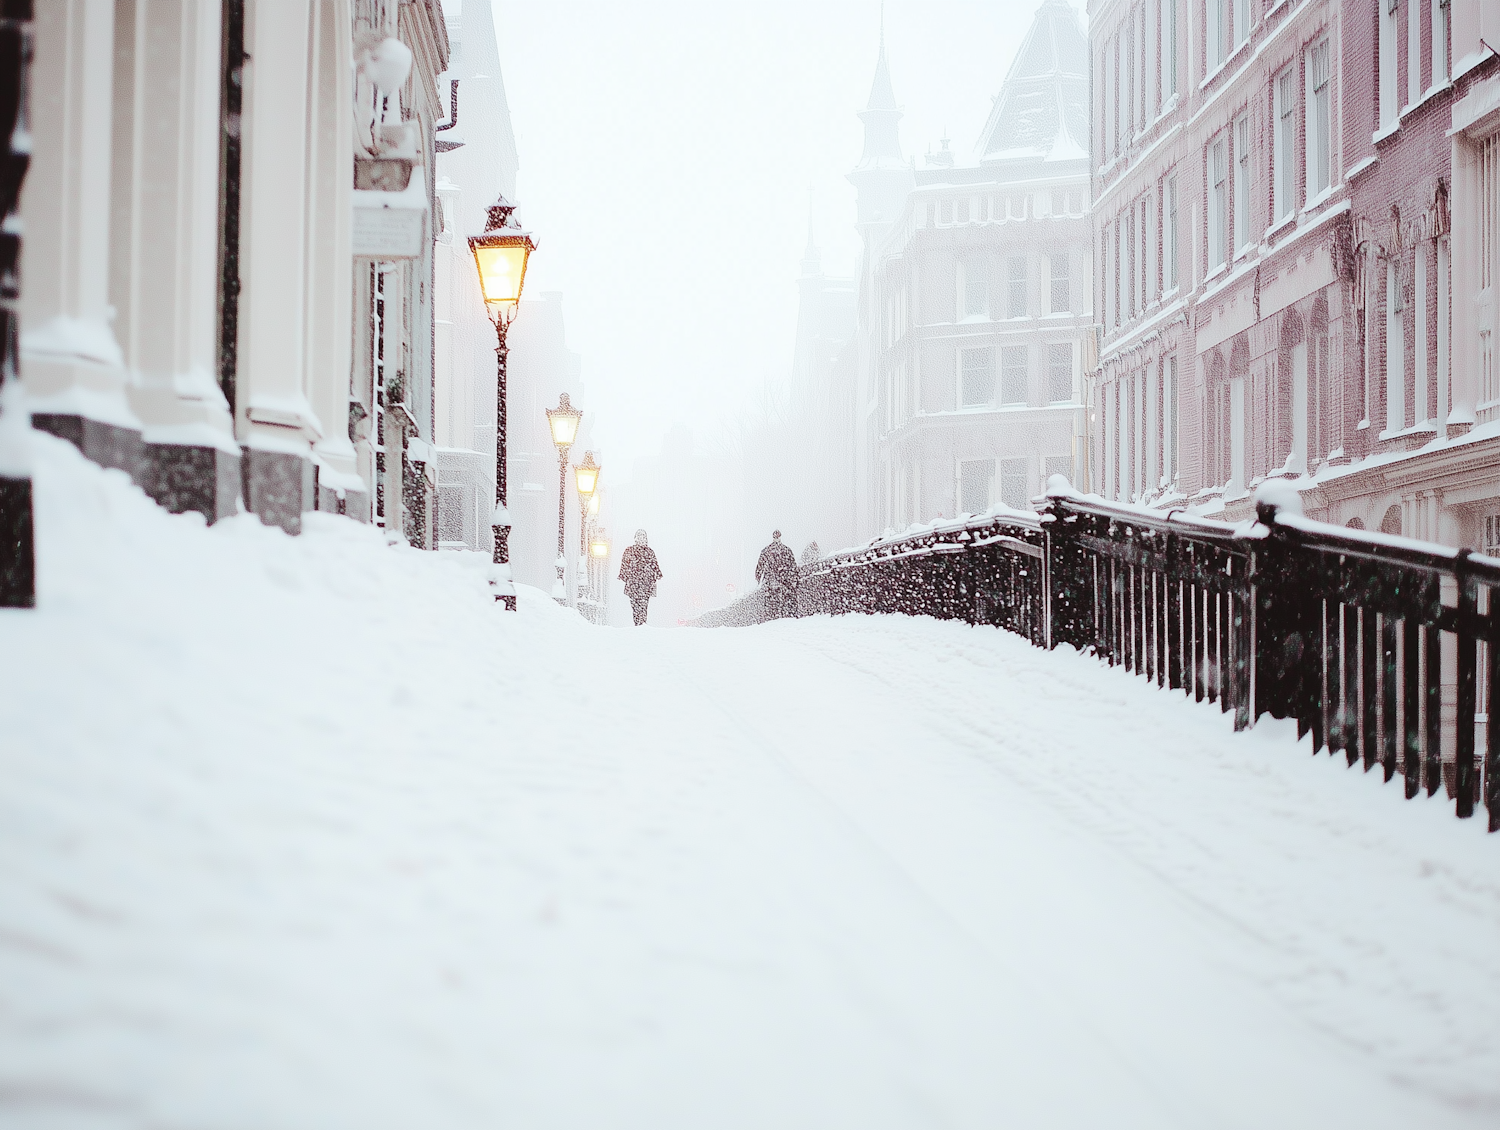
865,4,897,113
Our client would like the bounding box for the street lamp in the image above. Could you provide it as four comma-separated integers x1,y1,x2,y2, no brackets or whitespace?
574,450,600,602
588,529,610,622
468,193,535,612
545,392,583,604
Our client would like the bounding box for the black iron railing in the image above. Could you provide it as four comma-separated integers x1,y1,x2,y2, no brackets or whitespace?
712,490,1500,831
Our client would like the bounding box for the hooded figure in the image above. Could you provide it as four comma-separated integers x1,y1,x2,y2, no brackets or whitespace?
755,530,799,619
618,529,663,626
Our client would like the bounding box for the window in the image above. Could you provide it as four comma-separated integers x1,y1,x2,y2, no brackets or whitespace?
1162,0,1177,99
1234,115,1249,252
1138,5,1148,126
1001,346,1029,404
1433,0,1449,86
1048,343,1073,401
960,347,995,406
1104,42,1115,157
1139,197,1149,307
1007,256,1028,318
1116,223,1126,321
940,199,954,224
1387,257,1406,433
1209,135,1228,270
1000,458,1029,509
1207,0,1225,71
957,198,971,224
1166,175,1178,288
1126,15,1136,137
1049,253,1070,313
1045,454,1073,486
978,196,990,221
1103,226,1114,328
1126,207,1137,315
1116,34,1125,153
1233,0,1248,49
1479,133,1498,407
1408,0,1422,109
959,460,993,515
1379,0,1397,129
961,256,987,318
1164,354,1178,481
1307,40,1331,200
1275,67,1296,222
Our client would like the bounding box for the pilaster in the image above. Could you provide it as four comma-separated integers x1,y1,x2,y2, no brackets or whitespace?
111,0,240,522
237,0,320,530
21,0,139,473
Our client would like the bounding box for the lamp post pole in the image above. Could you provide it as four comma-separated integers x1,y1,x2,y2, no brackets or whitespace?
555,443,570,602
491,313,516,611
545,392,583,606
467,193,534,612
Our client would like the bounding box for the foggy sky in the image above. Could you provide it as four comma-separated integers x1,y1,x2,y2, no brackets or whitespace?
480,0,1048,475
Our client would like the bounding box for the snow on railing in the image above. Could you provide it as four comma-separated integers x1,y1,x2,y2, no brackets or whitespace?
700,480,1500,831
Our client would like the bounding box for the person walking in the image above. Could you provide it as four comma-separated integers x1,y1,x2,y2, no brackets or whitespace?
755,529,799,620
618,529,663,626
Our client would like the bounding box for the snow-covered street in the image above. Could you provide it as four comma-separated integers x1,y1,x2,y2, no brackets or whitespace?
4,436,1500,1129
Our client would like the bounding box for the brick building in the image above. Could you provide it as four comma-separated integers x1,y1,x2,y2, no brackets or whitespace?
1088,0,1500,552
1313,0,1500,547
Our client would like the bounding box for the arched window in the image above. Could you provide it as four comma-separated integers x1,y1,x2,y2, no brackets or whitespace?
1380,505,1402,536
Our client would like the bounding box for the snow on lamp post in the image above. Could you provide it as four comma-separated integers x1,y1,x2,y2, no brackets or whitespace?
545,393,583,605
468,193,534,612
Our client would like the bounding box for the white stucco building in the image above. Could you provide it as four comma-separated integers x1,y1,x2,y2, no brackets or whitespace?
838,0,1094,541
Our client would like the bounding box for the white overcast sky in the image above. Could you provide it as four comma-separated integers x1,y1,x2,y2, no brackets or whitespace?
476,0,1067,473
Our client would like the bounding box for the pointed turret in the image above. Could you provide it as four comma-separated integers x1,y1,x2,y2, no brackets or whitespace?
848,23,914,236
854,22,903,171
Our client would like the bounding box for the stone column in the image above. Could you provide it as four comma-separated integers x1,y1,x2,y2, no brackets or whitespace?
110,0,239,522
306,0,362,517
21,0,139,472
236,0,319,532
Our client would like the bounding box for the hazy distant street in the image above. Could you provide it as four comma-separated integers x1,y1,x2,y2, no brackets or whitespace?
4,437,1497,1129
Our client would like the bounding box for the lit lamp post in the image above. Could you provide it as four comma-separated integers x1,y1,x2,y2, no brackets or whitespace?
468,194,535,612
574,450,600,607
545,393,583,604
590,529,610,620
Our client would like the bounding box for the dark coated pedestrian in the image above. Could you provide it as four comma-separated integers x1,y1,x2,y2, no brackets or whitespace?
618,529,663,626
756,529,799,620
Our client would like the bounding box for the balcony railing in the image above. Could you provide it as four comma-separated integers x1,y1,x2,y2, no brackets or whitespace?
707,488,1500,831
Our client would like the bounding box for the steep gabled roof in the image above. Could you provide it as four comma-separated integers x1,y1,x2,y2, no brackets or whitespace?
975,0,1088,167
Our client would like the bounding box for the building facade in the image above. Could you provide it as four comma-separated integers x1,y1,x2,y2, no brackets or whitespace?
847,0,1093,539
1088,0,1500,553
6,0,461,580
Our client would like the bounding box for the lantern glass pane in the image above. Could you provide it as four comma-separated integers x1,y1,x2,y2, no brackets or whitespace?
548,410,581,447
575,465,599,495
474,242,529,305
